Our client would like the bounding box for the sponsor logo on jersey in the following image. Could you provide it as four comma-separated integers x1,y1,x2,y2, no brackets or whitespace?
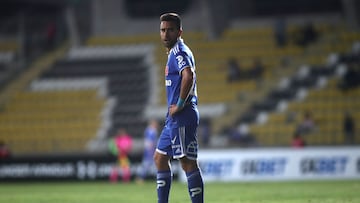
176,55,187,68
165,80,171,86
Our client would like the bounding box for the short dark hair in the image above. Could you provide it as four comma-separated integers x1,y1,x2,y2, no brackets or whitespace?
160,13,182,30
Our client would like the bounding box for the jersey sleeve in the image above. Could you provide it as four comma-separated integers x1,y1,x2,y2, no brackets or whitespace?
175,51,192,75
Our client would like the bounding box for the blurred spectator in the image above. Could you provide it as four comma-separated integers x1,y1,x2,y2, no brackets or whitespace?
294,22,318,47
291,131,306,148
296,111,317,135
226,58,242,83
343,112,355,145
45,21,57,50
274,18,287,47
338,64,360,92
108,128,133,183
249,57,265,88
0,140,11,159
227,124,256,147
136,119,158,183
303,22,318,45
222,57,266,83
249,57,264,79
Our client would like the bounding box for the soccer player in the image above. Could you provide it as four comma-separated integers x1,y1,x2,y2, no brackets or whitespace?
108,128,133,183
136,119,159,183
154,13,204,203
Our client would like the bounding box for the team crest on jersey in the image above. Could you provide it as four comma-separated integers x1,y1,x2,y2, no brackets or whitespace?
165,66,169,76
187,141,198,155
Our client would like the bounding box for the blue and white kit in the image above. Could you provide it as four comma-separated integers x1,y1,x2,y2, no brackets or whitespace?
156,39,200,160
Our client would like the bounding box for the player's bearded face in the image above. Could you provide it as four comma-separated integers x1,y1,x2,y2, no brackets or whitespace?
160,21,181,49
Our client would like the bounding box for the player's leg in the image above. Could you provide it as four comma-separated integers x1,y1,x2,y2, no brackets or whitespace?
154,127,173,203
176,125,204,203
120,154,131,182
154,152,172,203
180,158,204,203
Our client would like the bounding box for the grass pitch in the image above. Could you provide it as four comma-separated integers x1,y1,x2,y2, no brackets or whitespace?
0,180,359,203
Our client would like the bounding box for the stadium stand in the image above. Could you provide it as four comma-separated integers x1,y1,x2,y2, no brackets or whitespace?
0,0,359,156
39,46,152,139
0,41,17,91
0,44,154,154
243,27,360,147
0,90,104,154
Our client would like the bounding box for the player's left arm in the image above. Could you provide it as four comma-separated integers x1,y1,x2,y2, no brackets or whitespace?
169,66,193,116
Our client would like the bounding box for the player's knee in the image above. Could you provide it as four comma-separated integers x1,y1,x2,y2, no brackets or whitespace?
153,152,160,166
180,158,198,172
154,152,169,170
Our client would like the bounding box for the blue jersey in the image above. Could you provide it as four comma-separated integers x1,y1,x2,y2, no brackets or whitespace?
164,39,199,127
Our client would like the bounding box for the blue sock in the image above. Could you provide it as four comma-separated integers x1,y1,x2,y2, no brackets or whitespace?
156,170,172,203
186,169,204,203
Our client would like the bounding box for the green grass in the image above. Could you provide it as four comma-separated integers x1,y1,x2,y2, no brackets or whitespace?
0,180,359,203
